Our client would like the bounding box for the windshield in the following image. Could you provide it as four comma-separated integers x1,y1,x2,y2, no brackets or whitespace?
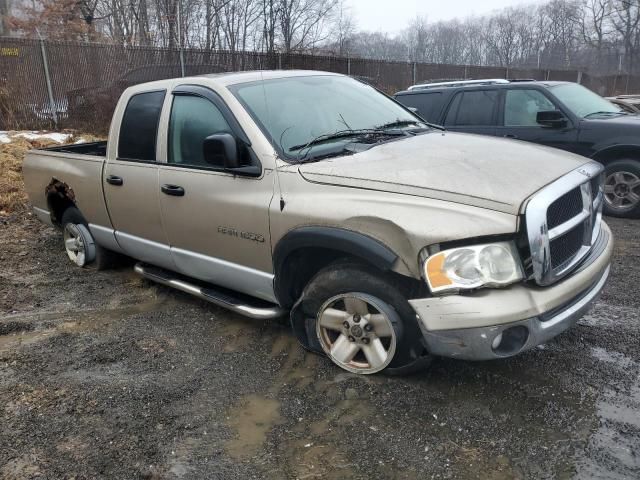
230,75,424,159
550,83,622,117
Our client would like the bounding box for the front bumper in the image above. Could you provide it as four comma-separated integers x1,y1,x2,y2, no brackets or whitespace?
409,222,613,361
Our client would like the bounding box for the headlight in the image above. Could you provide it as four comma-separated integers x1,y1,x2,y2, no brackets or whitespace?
423,241,524,294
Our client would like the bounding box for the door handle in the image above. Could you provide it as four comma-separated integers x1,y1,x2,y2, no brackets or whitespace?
106,175,123,186
161,184,185,197
504,134,518,139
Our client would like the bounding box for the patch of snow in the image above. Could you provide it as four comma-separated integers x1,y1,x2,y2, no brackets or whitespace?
15,131,71,143
0,130,73,145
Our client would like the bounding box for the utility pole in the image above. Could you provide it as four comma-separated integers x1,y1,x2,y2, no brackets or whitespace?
537,48,543,70
177,0,185,77
0,0,9,36
619,52,623,74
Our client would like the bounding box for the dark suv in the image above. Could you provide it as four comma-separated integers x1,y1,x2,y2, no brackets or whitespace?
395,79,640,218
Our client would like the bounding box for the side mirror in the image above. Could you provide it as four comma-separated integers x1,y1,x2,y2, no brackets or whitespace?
536,110,567,128
203,133,240,168
407,106,420,115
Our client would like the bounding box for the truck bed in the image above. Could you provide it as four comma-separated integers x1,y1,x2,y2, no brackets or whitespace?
44,140,107,157
23,141,112,228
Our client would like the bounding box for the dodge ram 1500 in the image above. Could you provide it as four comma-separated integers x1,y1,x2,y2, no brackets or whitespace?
23,71,613,375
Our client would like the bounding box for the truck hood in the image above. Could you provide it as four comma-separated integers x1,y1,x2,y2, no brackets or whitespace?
581,113,640,128
298,131,590,215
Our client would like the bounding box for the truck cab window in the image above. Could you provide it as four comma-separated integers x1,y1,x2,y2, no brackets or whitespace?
168,95,232,168
398,92,444,123
445,90,498,126
118,90,166,161
504,90,556,126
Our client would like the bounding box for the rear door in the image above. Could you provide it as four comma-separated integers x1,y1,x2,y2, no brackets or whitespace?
103,89,176,270
442,89,499,136
496,88,579,152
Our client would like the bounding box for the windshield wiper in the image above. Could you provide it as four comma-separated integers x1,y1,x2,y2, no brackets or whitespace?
376,119,425,130
288,128,403,153
584,111,626,118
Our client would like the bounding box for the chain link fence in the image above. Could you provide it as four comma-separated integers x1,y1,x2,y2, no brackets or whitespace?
1,37,637,133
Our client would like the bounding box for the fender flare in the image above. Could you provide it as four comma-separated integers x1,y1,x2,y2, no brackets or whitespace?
272,226,399,307
591,144,640,163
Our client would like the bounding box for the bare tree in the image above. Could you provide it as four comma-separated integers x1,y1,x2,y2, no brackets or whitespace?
331,0,356,56
611,0,640,72
278,0,338,53
403,16,429,62
484,8,520,67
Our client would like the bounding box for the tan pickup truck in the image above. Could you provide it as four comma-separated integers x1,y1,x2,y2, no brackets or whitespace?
23,70,613,375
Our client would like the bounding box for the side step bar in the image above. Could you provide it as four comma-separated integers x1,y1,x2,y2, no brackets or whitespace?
134,262,287,320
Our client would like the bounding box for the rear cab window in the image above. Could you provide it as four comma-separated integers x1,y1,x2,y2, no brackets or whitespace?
397,92,445,123
444,90,499,126
118,90,166,161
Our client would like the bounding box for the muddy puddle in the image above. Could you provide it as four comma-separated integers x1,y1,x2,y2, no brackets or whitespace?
575,347,640,478
225,394,283,459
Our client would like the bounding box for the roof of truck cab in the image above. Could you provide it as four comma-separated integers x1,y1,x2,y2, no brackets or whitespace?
122,70,347,97
124,70,344,93
200,70,343,86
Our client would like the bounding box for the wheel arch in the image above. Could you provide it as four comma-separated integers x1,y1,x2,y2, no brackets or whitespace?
45,178,78,225
272,227,399,308
592,145,640,164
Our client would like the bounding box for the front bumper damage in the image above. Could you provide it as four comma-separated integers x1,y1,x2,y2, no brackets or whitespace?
409,222,613,361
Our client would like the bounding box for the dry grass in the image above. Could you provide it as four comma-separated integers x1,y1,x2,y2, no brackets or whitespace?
0,132,103,216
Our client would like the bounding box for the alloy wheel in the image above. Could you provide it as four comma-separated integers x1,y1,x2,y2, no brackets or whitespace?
316,293,397,374
63,223,88,267
604,171,640,212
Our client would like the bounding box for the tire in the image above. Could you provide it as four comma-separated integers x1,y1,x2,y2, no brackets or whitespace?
60,207,115,270
295,260,429,375
603,159,640,219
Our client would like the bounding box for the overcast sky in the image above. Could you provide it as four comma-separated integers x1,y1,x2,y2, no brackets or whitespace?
349,0,547,34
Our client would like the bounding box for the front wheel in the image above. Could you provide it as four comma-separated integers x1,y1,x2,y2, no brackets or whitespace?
603,159,640,218
316,292,399,374
297,261,429,375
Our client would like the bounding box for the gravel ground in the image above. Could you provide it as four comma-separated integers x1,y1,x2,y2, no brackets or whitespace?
0,213,638,480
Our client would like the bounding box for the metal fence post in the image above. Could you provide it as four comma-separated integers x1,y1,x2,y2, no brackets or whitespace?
38,37,58,129
347,56,351,76
278,52,282,70
626,74,630,95
412,62,416,85
577,71,582,84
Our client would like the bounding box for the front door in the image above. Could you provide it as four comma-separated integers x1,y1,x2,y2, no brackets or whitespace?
103,89,176,271
496,88,579,153
157,87,276,302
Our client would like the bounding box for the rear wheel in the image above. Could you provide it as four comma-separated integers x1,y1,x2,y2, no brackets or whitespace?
603,159,640,218
63,221,95,267
61,207,115,270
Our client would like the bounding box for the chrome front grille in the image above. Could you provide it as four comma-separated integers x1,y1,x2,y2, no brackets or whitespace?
546,187,583,230
525,162,604,286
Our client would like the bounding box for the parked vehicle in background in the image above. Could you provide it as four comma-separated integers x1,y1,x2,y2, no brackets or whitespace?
395,80,640,218
607,95,640,114
23,71,612,375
